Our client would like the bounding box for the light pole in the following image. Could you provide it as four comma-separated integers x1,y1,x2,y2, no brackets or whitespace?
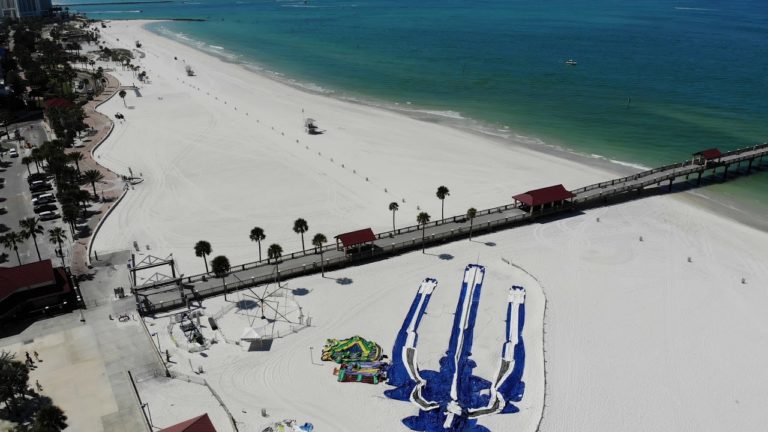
151,332,161,352
309,346,314,365
141,402,153,427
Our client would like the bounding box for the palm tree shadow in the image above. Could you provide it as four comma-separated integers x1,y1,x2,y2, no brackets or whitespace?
424,252,455,260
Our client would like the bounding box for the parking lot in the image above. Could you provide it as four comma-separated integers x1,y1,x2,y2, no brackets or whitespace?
0,120,69,267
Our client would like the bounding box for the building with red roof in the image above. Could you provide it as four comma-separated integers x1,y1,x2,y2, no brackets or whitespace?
335,228,377,254
0,259,76,321
159,414,217,432
513,184,576,214
693,148,722,165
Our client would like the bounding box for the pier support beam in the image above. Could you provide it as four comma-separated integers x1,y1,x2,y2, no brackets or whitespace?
697,171,703,186
748,158,754,173
723,164,729,181
668,178,673,192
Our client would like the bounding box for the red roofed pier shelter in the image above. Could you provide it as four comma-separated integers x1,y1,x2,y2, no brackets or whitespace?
159,414,217,432
513,184,576,215
692,148,722,166
335,228,377,255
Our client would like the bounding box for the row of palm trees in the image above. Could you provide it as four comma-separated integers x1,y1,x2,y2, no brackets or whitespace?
1,222,69,267
191,187,480,280
388,185,451,230
194,220,333,280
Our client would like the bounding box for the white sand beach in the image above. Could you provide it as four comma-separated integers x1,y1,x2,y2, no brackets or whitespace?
92,20,768,432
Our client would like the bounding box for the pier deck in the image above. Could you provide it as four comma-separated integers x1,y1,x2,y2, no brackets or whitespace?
115,143,768,314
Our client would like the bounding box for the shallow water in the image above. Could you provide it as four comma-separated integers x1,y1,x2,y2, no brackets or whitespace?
67,0,768,212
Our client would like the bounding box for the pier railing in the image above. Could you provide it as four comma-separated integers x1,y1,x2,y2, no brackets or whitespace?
134,141,768,308
138,209,535,313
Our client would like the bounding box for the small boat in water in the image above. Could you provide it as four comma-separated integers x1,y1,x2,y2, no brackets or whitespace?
565,59,578,66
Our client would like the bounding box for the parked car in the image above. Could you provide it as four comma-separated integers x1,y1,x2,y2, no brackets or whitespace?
27,173,51,184
31,193,56,206
29,181,53,192
8,148,18,158
34,203,58,214
39,211,60,221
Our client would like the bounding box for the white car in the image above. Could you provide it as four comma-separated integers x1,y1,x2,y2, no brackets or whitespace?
31,193,55,206
39,211,60,221
8,148,18,158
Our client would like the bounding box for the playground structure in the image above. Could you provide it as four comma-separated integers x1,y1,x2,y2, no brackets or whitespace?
385,266,527,431
226,279,310,342
179,312,205,345
167,309,210,353
321,335,383,363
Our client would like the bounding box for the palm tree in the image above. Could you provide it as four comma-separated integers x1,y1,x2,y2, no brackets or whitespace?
72,188,91,216
293,218,309,252
1,231,25,265
68,151,84,175
62,204,79,236
21,156,33,175
19,217,44,261
82,169,104,198
436,185,450,219
467,207,477,240
194,240,212,273
32,404,68,431
267,243,283,283
249,226,266,261
118,89,127,107
0,350,30,414
48,227,67,267
417,212,431,253
312,233,328,276
388,202,399,231
210,255,231,300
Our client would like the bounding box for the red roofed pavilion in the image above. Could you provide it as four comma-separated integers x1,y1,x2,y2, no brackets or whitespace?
693,148,722,164
513,184,576,214
335,228,376,254
159,414,217,432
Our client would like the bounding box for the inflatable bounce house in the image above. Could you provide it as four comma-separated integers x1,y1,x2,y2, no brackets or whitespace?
322,336,389,384
321,335,383,363
333,361,390,384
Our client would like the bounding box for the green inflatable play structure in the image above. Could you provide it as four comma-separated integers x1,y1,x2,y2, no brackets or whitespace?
321,335,383,363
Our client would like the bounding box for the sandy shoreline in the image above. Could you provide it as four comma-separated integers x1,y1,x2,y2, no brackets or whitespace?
89,19,768,432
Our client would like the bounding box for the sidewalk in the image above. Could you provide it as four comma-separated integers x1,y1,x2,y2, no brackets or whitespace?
67,73,125,275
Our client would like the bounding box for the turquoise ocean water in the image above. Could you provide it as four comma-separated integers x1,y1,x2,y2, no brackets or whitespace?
62,0,768,213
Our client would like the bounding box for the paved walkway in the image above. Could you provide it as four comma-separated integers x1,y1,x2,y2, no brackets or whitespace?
80,250,164,432
68,72,124,275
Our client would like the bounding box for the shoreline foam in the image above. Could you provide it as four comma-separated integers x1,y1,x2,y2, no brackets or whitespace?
142,19,768,232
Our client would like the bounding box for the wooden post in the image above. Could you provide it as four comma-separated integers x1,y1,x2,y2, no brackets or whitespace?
747,158,753,173
697,171,703,186
723,164,729,181
667,178,673,192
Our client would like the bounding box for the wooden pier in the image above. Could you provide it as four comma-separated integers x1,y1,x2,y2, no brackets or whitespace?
126,143,768,314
